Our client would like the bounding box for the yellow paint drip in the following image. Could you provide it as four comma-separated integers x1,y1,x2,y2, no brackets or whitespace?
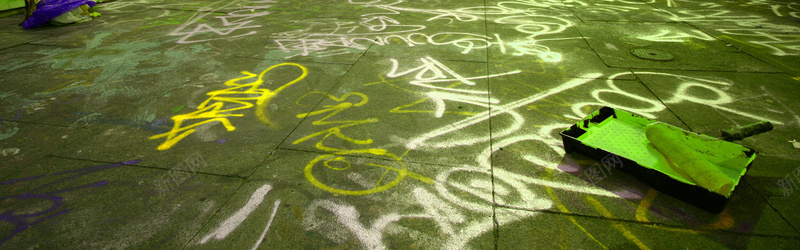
544,187,608,249
587,196,650,250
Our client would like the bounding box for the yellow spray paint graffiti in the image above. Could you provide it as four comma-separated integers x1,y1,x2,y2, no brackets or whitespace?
304,149,432,196
293,92,377,152
293,92,432,195
150,63,308,150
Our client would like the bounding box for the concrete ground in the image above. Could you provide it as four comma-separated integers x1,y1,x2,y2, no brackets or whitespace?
1,0,799,249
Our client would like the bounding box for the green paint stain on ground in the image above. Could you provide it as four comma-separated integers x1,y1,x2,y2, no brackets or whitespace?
87,32,112,50
0,92,13,99
171,105,185,114
145,113,157,122
0,125,19,141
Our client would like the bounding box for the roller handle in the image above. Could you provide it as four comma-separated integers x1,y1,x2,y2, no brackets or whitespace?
720,121,773,141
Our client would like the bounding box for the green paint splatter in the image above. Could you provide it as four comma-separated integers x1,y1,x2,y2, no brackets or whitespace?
69,113,102,128
0,92,13,99
189,44,212,53
145,112,157,122
33,38,205,105
0,125,19,141
86,32,112,50
171,105,185,114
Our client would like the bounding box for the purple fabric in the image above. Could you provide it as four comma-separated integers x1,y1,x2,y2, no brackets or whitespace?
22,0,95,29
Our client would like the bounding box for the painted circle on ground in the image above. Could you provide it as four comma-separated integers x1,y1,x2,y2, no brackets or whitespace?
305,150,407,196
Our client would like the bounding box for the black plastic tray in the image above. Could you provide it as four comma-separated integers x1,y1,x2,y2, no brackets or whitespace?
560,107,756,213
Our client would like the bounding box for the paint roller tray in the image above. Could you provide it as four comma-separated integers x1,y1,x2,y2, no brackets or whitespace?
560,107,756,213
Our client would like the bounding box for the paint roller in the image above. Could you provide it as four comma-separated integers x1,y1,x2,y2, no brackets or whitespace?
721,121,773,141
645,123,733,196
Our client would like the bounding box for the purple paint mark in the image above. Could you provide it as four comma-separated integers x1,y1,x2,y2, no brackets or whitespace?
612,189,643,200
121,159,141,165
1,175,46,185
557,164,580,173
52,159,140,176
0,110,25,122
216,139,226,144
0,159,140,246
737,222,754,232
14,110,23,121
649,203,664,216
